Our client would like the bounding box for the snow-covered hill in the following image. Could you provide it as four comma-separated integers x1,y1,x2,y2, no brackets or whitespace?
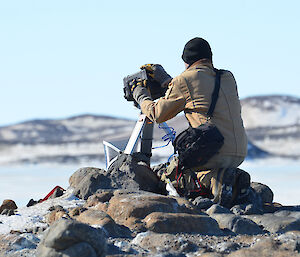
0,95,299,165
241,95,300,157
0,115,136,165
241,95,300,129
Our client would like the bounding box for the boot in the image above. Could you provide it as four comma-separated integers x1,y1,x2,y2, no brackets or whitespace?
212,168,237,209
232,168,251,205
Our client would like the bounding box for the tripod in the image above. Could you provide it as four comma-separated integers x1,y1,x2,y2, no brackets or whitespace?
103,113,175,169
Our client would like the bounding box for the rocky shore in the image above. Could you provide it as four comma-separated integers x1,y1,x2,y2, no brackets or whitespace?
1,154,300,256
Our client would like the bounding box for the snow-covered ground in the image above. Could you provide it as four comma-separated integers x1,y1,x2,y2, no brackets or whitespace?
0,188,84,235
0,158,299,208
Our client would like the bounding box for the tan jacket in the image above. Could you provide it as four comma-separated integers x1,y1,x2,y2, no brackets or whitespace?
141,60,248,158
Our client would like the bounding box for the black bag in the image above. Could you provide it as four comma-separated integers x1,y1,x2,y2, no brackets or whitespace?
173,69,224,169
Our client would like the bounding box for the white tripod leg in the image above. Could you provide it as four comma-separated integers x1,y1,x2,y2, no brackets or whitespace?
124,114,147,154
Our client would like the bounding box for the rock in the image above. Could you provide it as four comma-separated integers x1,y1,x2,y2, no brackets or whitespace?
37,242,98,257
13,233,40,250
85,191,114,207
46,209,70,225
37,218,106,257
70,154,162,200
207,204,232,215
107,153,161,193
27,199,38,207
231,204,263,215
209,213,263,235
195,252,224,257
241,187,264,211
75,209,131,238
48,205,65,212
243,203,263,215
228,237,297,257
75,209,111,225
0,200,17,214
251,182,274,204
276,231,300,253
131,231,197,254
276,230,300,241
193,197,214,210
274,210,300,219
69,206,88,217
73,170,112,200
246,213,300,233
262,202,283,213
69,167,106,188
0,233,41,257
1,209,15,216
215,241,240,254
25,226,47,234
91,202,109,213
106,191,198,231
230,216,263,235
143,212,222,234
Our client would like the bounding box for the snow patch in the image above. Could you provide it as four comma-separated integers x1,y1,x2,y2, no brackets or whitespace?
0,188,84,235
131,231,152,245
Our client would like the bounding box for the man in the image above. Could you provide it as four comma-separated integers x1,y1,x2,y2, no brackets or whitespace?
130,37,249,207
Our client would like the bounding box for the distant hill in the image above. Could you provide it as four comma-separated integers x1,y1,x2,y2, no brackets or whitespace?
0,95,299,165
241,95,300,158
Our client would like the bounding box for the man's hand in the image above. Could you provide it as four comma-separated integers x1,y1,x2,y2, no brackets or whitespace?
129,79,152,107
140,64,172,87
128,78,147,93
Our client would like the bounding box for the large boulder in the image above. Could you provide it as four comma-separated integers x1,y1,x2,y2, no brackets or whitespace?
251,182,274,204
107,153,161,193
75,209,131,238
37,218,106,257
70,168,112,200
69,153,161,200
246,213,300,233
69,167,106,188
143,212,222,235
106,191,198,231
209,213,263,235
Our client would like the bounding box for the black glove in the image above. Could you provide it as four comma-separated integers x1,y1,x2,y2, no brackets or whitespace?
140,64,172,87
129,79,151,107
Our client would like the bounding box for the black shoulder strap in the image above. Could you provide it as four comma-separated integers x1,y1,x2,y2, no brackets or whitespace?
207,69,222,118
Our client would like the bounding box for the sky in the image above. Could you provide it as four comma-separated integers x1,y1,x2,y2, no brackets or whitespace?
0,0,300,127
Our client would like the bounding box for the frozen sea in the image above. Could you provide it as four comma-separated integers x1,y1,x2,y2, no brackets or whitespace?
0,158,299,208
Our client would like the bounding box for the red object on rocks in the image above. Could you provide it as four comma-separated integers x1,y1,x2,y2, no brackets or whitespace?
39,186,65,203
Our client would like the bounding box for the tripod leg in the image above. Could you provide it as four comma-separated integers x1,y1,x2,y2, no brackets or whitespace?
140,118,154,165
124,114,147,155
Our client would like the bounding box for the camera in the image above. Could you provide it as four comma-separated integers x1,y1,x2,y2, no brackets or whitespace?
123,69,167,103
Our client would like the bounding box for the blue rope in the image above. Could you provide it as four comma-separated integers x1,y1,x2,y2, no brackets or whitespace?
152,123,176,150
167,153,176,163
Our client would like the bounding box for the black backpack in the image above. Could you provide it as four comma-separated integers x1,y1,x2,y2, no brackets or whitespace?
173,69,224,169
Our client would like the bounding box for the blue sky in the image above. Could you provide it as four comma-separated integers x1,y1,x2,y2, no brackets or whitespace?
0,0,299,126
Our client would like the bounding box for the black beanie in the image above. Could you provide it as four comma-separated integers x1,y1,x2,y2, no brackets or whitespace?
182,37,212,65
